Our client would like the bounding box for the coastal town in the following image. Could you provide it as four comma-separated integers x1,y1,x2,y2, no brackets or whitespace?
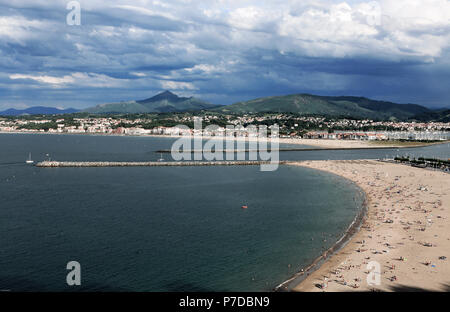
1,113,450,141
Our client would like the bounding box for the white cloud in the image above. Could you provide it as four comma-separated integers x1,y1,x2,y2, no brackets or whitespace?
160,80,197,90
185,64,230,74
0,15,52,44
227,6,279,31
89,26,122,38
130,72,147,77
9,72,128,88
220,0,450,60
112,4,177,20
9,73,75,85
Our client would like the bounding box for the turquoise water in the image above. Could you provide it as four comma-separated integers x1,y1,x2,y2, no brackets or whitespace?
0,133,446,291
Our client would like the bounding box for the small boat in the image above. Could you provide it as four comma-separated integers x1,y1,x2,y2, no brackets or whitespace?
241,205,248,209
157,153,164,162
25,153,34,164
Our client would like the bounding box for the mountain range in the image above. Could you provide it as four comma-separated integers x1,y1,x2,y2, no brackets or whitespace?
0,106,79,116
84,91,219,114
215,94,432,120
1,91,447,121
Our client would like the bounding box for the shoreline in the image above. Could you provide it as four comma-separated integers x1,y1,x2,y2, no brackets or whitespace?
290,160,450,292
0,130,446,150
274,174,369,291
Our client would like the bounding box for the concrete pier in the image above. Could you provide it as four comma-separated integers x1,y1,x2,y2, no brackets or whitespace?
36,160,290,167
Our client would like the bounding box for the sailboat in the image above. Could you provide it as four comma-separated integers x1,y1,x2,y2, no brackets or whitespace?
157,153,164,162
26,152,34,164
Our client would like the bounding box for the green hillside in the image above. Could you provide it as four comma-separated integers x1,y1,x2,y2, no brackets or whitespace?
410,109,450,122
215,94,431,120
84,101,150,114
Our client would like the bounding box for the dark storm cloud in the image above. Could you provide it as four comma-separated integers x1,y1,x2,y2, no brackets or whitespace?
0,0,449,109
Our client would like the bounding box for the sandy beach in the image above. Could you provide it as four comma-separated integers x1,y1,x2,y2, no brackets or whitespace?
176,135,441,149
291,160,450,292
276,138,433,149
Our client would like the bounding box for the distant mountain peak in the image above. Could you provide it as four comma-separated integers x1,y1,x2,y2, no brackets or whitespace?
138,90,188,104
155,90,178,98
160,90,177,96
84,91,219,114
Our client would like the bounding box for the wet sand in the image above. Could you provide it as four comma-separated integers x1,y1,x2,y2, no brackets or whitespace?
292,160,450,292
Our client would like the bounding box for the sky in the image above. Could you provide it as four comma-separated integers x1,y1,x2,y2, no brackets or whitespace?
0,0,449,110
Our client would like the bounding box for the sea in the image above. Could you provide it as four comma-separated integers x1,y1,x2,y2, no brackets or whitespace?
0,133,448,291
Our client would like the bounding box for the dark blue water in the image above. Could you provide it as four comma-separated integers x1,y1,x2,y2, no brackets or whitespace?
1,133,447,164
0,133,447,291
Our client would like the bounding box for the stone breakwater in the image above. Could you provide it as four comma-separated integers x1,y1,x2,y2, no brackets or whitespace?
36,160,290,167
